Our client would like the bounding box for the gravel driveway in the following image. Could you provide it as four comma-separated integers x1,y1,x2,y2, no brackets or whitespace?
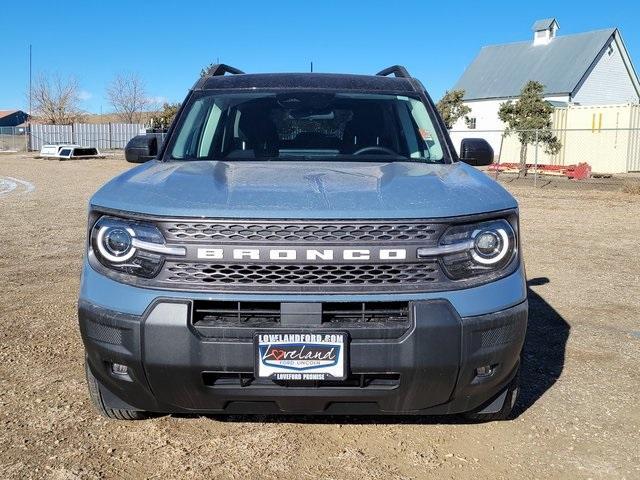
1,153,638,479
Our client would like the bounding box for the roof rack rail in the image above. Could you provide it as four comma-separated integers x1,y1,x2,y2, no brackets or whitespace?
205,64,245,76
376,65,411,78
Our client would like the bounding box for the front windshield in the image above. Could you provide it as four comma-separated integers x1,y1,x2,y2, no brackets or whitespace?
168,92,446,163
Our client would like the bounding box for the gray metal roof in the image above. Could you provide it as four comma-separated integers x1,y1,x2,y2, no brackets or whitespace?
532,18,557,31
453,28,616,100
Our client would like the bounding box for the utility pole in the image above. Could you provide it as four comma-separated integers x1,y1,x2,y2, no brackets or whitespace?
28,44,32,117
27,44,32,151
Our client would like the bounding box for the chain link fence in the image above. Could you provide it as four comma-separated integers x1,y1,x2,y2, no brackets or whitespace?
0,126,29,152
450,127,640,189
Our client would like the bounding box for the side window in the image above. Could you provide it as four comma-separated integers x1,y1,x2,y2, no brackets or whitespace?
396,102,420,158
197,104,223,157
408,98,443,160
172,99,206,158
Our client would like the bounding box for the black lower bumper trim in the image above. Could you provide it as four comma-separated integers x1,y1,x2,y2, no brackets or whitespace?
78,298,527,415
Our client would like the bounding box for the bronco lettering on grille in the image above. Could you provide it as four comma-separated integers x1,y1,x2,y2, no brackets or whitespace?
196,247,407,262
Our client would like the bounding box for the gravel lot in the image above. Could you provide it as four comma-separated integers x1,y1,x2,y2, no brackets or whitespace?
1,152,639,479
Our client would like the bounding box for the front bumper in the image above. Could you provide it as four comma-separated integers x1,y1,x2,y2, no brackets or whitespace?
79,293,527,415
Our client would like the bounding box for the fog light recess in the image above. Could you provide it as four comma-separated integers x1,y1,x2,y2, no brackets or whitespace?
475,365,496,378
111,363,129,375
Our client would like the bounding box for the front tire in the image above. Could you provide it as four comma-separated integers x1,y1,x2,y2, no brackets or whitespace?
85,360,149,420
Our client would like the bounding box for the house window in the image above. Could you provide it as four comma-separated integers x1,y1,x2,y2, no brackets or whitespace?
465,117,477,129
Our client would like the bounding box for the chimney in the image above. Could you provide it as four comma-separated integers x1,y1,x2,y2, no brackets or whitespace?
532,18,559,46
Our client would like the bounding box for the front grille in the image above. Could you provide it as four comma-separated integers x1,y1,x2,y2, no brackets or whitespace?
322,302,409,324
158,261,444,293
159,220,445,244
191,300,411,339
192,300,409,325
193,301,280,327
131,218,464,293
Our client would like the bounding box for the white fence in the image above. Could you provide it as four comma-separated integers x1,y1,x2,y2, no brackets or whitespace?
29,123,146,151
450,103,640,174
450,128,640,174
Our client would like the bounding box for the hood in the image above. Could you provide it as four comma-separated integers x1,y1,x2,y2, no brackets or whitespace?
90,160,517,219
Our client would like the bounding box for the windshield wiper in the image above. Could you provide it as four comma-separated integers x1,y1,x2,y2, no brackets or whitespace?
168,154,437,163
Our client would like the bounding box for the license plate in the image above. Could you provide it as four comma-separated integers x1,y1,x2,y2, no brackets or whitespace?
255,332,347,381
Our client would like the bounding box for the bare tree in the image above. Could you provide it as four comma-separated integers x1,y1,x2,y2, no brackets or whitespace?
31,74,82,124
106,73,151,123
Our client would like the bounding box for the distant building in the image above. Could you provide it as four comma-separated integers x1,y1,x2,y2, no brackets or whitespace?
450,19,640,153
0,110,30,127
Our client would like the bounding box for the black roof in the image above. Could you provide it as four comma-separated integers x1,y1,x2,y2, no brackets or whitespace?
195,72,415,93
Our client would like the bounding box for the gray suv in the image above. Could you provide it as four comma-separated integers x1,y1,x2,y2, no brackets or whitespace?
79,65,527,421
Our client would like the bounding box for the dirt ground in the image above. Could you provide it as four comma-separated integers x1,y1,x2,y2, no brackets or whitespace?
1,152,639,480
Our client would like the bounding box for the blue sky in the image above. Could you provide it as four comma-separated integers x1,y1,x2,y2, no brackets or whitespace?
1,0,639,114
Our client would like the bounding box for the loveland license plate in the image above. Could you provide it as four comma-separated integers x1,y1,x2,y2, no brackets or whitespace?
255,332,347,381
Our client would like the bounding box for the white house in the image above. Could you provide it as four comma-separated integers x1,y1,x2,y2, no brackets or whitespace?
450,18,640,154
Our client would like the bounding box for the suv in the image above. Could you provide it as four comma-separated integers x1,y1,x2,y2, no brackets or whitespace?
79,65,527,421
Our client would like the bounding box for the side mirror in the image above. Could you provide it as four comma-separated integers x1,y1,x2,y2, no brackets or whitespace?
125,134,158,163
460,138,494,167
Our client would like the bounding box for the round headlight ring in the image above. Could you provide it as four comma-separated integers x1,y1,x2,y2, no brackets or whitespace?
471,227,510,265
96,225,136,262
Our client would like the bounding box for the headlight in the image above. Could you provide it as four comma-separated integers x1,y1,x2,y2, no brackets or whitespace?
471,226,511,265
89,216,184,279
419,218,518,282
96,224,135,262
